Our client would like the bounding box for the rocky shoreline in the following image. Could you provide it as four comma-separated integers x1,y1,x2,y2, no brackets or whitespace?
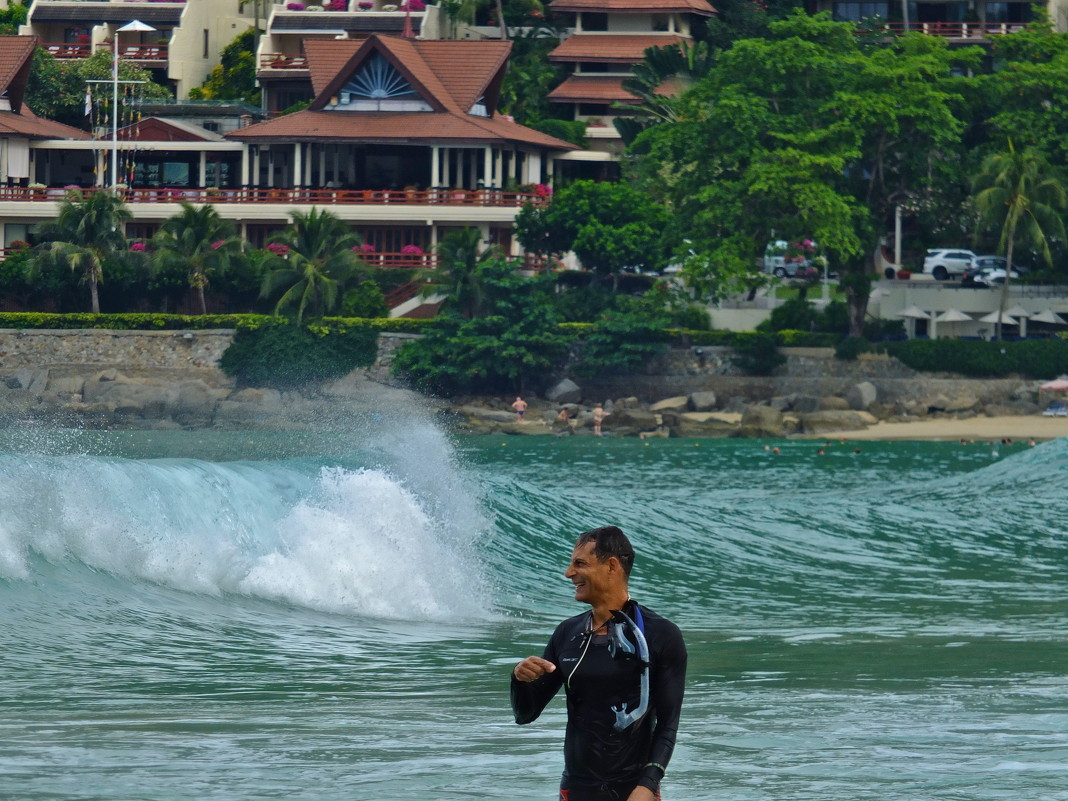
0,330,1060,437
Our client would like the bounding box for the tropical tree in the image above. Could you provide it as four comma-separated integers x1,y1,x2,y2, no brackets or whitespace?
614,40,714,144
31,189,133,313
972,141,1067,340
152,203,243,314
260,207,364,322
425,227,499,318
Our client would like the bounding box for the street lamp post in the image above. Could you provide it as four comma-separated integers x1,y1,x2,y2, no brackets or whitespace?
110,20,155,189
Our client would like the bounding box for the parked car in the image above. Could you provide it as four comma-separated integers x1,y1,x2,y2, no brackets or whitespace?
972,267,1021,287
923,248,977,280
961,256,1006,287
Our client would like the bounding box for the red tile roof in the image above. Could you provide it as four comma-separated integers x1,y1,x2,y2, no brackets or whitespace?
0,36,90,139
0,36,37,113
228,108,573,149
550,0,715,14
548,76,641,104
549,34,685,63
235,36,568,150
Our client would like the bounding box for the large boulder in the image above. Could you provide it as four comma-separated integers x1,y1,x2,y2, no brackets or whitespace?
819,396,851,411
846,381,878,411
737,405,785,438
688,391,718,412
611,408,658,431
456,405,516,424
649,396,689,414
545,378,582,404
797,410,878,435
792,395,821,414
677,412,737,438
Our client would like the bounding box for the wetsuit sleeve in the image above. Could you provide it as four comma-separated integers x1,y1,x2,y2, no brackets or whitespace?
510,635,564,725
637,621,687,794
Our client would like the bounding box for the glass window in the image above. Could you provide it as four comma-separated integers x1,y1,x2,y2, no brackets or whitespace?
582,12,608,31
832,2,889,20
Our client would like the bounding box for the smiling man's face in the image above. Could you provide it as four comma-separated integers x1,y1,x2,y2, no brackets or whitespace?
564,540,615,606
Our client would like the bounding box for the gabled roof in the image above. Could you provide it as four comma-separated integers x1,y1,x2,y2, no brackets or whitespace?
305,39,363,96
0,36,91,140
0,35,36,113
231,36,571,150
549,34,685,63
549,0,715,14
117,117,224,142
308,35,512,115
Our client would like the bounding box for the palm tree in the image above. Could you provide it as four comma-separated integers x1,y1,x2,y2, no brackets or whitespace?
153,203,242,315
973,141,1067,340
31,189,132,313
614,41,714,144
260,207,364,322
424,227,498,318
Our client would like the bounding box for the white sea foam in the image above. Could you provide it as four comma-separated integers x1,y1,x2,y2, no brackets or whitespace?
0,452,490,621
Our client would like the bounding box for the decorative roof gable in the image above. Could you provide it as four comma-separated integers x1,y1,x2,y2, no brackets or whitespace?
0,36,37,114
310,36,446,113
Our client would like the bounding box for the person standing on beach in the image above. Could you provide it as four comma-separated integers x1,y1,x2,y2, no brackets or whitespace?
512,396,529,423
511,526,687,801
592,404,610,436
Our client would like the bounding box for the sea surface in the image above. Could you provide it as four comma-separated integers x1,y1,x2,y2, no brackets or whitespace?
0,414,1066,801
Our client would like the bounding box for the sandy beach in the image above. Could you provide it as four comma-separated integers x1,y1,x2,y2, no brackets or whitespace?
806,415,1068,442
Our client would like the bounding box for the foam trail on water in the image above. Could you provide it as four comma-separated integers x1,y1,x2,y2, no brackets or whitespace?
0,452,490,621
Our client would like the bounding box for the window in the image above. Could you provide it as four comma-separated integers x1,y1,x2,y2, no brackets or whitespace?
651,14,670,31
581,12,608,31
578,103,610,116
327,52,432,112
203,29,209,59
3,223,30,249
832,2,888,21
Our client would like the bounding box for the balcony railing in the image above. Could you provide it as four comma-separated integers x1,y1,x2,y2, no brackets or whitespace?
119,44,169,60
259,53,309,70
0,186,546,208
43,43,91,59
875,21,1027,37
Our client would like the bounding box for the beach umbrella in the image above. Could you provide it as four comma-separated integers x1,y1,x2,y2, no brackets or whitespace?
978,310,1017,326
1030,309,1067,325
895,305,931,319
1040,378,1068,391
895,305,930,339
934,308,972,338
1004,306,1031,336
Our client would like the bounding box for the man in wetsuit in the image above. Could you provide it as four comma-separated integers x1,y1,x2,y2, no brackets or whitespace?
511,526,687,801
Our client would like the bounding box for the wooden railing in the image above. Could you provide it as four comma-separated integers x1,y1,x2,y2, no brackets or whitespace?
259,53,309,70
120,44,169,60
361,253,438,270
43,43,91,59
0,186,545,208
875,21,1027,37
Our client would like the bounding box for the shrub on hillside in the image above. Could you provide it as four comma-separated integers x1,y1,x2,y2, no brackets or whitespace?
218,321,378,388
730,333,785,375
882,338,1068,378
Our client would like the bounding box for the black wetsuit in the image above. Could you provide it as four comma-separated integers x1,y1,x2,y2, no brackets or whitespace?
511,602,687,800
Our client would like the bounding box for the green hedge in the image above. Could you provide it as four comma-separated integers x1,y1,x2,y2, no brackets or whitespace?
0,312,433,334
881,337,1068,378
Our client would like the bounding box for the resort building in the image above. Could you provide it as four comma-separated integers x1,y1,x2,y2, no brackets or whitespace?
19,0,257,99
545,0,715,174
0,32,572,270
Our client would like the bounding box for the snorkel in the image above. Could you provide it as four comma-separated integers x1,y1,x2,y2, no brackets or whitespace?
608,607,650,731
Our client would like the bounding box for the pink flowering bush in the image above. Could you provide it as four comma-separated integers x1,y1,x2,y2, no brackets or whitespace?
358,1,373,8
130,242,146,252
354,243,376,253
534,183,552,198
286,2,306,9
211,240,226,250
267,242,290,255
401,0,425,10
400,244,423,255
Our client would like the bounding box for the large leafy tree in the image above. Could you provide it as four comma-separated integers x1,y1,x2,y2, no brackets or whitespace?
631,12,980,333
260,208,364,322
515,180,672,282
392,257,568,396
152,203,243,315
30,189,133,313
614,40,714,145
188,28,259,104
27,49,171,130
972,141,1067,340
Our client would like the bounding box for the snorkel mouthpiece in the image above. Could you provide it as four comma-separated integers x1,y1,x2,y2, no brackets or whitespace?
609,609,650,731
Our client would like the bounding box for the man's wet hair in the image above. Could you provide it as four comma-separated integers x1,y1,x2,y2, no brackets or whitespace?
575,526,635,578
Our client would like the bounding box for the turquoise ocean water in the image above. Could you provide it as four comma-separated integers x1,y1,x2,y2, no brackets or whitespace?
0,417,1066,800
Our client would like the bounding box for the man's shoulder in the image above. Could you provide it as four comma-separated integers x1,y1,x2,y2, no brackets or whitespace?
636,605,685,648
552,611,588,635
